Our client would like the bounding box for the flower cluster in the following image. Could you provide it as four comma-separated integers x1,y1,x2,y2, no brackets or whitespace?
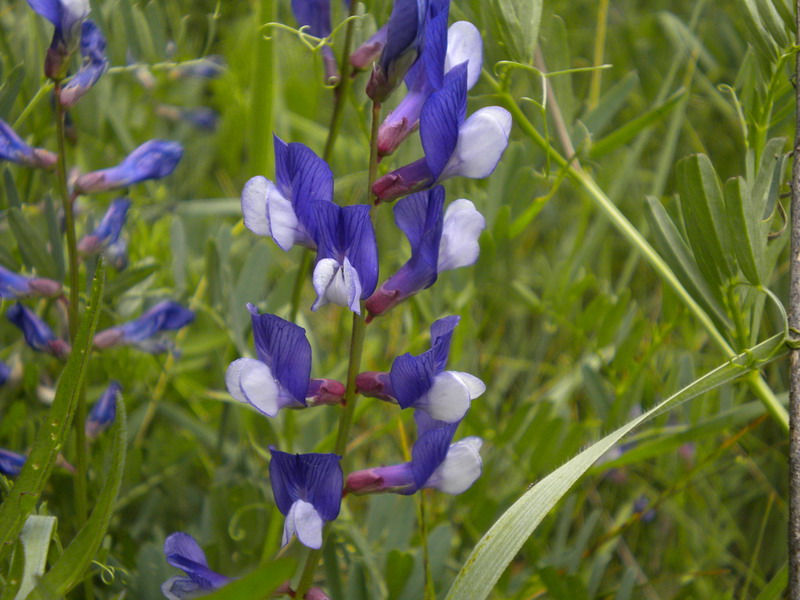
162,0,510,597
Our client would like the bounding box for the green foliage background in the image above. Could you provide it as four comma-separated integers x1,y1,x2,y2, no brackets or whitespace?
0,0,795,598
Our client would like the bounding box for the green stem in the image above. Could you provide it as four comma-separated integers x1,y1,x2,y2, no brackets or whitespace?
295,100,382,600
418,492,436,600
55,83,92,600
288,1,360,322
485,73,789,430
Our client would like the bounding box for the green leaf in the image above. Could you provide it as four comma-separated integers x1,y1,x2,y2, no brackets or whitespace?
14,515,56,600
488,0,542,64
579,71,639,137
385,549,414,600
754,563,787,600
754,0,790,48
7,208,57,280
724,176,761,285
4,168,21,209
676,154,734,290
0,263,105,564
199,558,295,599
0,66,25,120
445,333,786,600
752,137,787,221
644,196,730,329
735,0,780,61
104,262,158,298
30,396,127,597
588,89,685,158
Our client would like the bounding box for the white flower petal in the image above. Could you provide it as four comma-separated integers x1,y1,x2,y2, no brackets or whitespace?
267,191,302,251
418,371,472,422
438,199,486,271
449,371,486,399
445,22,483,90
241,176,300,250
424,437,483,494
440,107,512,180
225,357,281,417
282,500,324,549
312,258,362,314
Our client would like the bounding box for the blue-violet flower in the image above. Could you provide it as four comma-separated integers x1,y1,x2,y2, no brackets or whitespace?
85,381,120,438
269,449,343,549
0,448,26,477
78,197,131,255
7,303,70,358
93,300,194,353
74,140,183,194
161,532,231,600
0,264,61,298
365,186,484,319
27,0,90,78
59,20,109,108
226,304,345,418
0,119,57,169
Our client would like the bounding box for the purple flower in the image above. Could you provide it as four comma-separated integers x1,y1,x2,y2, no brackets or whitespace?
269,450,343,549
242,136,333,251
0,264,61,299
226,304,345,418
155,105,219,131
0,119,57,169
346,413,482,495
170,56,226,79
311,201,378,314
365,186,484,319
77,197,131,255
85,381,120,438
27,0,90,78
7,303,70,358
373,63,512,203
367,0,430,102
356,316,484,422
0,360,11,386
291,0,339,83
73,140,183,194
161,532,231,599
378,12,483,156
93,301,194,353
0,448,26,477
58,20,109,108
350,25,387,70
105,236,129,271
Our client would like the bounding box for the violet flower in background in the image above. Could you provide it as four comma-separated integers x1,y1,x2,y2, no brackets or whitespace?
269,450,343,549
0,360,11,386
85,381,121,438
365,186,484,319
367,0,429,102
155,105,219,131
242,135,333,251
357,316,484,422
346,412,482,495
59,20,109,108
350,24,387,70
0,119,57,169
161,532,231,600
78,197,131,255
373,63,512,202
7,303,70,358
0,264,61,298
93,300,194,353
0,448,26,477
311,201,378,314
226,304,345,418
105,236,129,271
26,0,90,78
169,55,226,79
291,0,339,84
73,140,183,194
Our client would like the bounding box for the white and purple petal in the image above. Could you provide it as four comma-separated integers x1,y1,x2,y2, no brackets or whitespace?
415,370,473,422
225,358,284,417
440,106,512,180
282,499,324,548
420,63,468,180
423,436,483,494
444,21,483,89
437,199,485,271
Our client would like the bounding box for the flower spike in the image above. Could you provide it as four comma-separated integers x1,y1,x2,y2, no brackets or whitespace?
226,304,345,418
161,532,231,599
269,449,343,549
365,186,485,319
74,140,183,194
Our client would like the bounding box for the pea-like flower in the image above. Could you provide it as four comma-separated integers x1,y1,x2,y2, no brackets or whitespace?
367,0,429,102
59,20,109,108
78,197,131,255
85,381,121,438
311,201,379,314
291,0,339,84
73,140,183,194
93,300,194,353
7,303,70,358
373,63,512,202
27,0,90,78
161,532,231,600
105,236,129,271
378,10,483,157
0,264,61,298
365,186,484,319
269,449,343,549
0,448,26,477
226,304,345,418
0,119,57,170
350,24,387,70
357,316,484,422
242,136,333,251
346,413,482,495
